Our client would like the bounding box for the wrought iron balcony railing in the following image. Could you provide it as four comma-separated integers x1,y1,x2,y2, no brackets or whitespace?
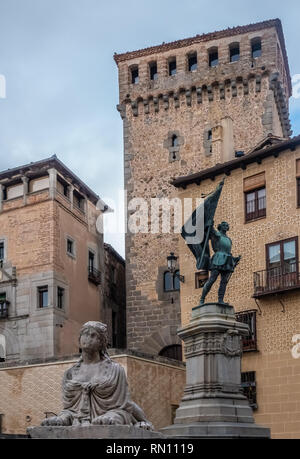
88,267,101,286
0,301,9,319
253,262,300,297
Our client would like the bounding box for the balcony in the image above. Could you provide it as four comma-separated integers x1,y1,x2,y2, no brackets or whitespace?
0,301,10,319
253,262,300,298
88,267,101,286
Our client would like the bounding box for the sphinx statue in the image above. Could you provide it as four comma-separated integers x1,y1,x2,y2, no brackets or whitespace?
41,321,153,429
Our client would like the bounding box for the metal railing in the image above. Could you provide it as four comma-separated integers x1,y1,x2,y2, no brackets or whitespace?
88,266,101,285
0,301,9,319
253,262,300,297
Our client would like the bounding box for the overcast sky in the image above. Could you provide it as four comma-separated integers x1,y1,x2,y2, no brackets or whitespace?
0,0,300,256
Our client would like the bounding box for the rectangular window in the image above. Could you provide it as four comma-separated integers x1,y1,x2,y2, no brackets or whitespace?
0,242,4,261
209,49,218,67
169,59,177,76
38,286,48,308
131,67,139,84
88,251,95,272
297,177,300,207
188,53,197,71
57,287,64,309
67,238,74,256
149,62,158,81
245,187,266,222
230,44,240,62
241,371,257,410
0,292,8,319
73,191,84,211
266,237,298,286
252,38,262,59
235,310,257,351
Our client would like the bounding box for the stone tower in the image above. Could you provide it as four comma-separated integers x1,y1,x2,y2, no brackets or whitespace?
114,19,292,355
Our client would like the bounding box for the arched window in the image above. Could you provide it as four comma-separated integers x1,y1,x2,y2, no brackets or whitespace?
171,134,179,147
229,43,240,62
208,47,218,67
251,38,262,59
159,344,182,361
164,271,180,291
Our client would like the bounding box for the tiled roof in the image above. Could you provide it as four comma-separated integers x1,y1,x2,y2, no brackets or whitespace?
172,135,300,189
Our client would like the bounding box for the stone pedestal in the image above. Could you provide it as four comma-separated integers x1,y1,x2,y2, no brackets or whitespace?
161,303,270,439
27,425,164,439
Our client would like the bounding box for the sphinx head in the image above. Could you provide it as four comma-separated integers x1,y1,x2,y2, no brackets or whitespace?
79,321,108,356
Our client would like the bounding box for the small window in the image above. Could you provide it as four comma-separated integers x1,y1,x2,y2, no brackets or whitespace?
297,178,300,207
209,48,218,67
188,53,197,71
169,58,177,76
67,238,75,256
195,271,209,289
241,371,257,410
38,286,48,308
149,62,158,81
57,287,64,309
245,187,266,222
235,310,257,351
164,271,180,291
171,134,179,147
88,251,95,272
0,293,8,319
73,191,83,211
111,266,117,285
251,38,262,59
131,66,139,84
0,242,4,261
230,43,240,62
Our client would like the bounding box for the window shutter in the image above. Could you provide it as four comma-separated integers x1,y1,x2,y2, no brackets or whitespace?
243,172,265,192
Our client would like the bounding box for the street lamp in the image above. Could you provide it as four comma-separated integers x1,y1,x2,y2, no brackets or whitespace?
167,252,185,282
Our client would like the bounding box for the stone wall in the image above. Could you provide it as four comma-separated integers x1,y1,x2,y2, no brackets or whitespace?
115,21,291,353
0,353,185,435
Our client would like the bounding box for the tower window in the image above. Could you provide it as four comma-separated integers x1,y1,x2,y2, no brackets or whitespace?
230,43,240,62
169,58,177,76
251,38,262,59
149,62,158,81
209,48,218,67
188,53,197,71
164,271,180,291
171,135,179,147
131,66,139,84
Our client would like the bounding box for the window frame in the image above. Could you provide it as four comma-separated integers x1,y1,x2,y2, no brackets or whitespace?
235,310,257,351
130,66,139,85
297,177,300,208
149,61,158,81
38,286,49,309
57,286,65,310
164,271,180,292
266,236,298,273
244,186,266,222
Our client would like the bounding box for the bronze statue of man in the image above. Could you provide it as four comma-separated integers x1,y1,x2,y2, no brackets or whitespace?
200,221,240,305
181,178,241,306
